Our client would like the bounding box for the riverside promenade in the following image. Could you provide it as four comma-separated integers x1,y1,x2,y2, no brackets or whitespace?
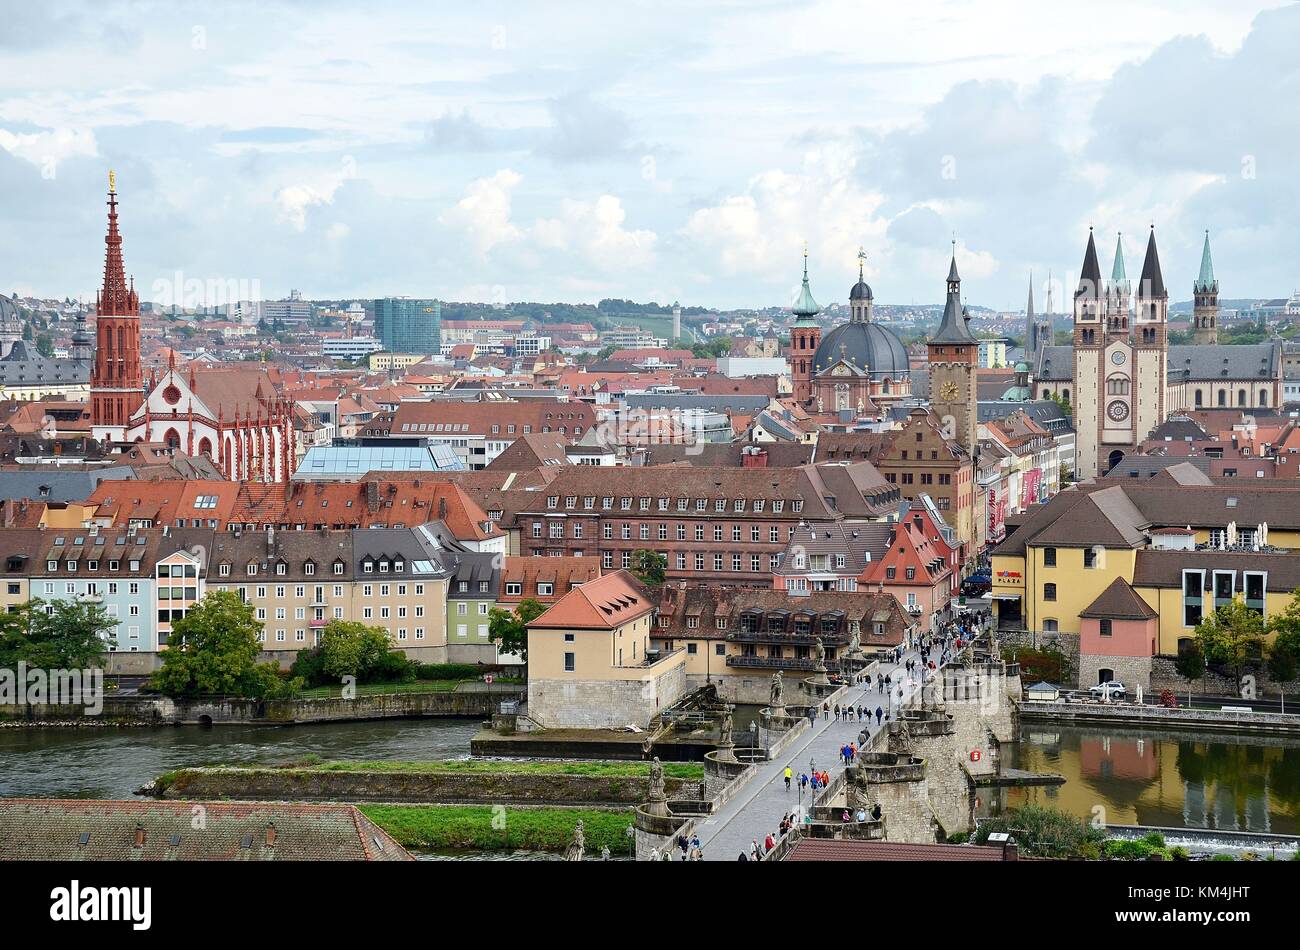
697,647,930,860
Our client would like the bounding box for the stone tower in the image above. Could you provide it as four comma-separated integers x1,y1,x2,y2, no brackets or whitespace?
927,247,978,456
1193,230,1219,345
91,171,143,440
1132,227,1169,456
1072,229,1105,478
789,247,822,406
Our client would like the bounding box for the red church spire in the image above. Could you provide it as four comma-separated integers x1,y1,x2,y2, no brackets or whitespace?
91,170,144,434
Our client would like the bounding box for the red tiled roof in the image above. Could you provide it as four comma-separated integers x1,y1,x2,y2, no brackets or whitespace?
785,839,1014,861
529,570,652,629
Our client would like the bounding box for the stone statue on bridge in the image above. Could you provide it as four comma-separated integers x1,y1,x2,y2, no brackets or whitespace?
770,670,785,709
813,638,826,669
648,756,666,802
719,706,734,747
564,819,586,861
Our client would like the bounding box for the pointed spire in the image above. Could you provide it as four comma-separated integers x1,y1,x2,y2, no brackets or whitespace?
1111,232,1127,283
1076,228,1101,298
792,244,821,323
1138,226,1166,298
98,170,137,317
932,244,975,344
1025,272,1036,352
1195,230,1218,293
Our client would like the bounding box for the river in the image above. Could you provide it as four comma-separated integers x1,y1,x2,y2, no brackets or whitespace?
1004,723,1300,836
0,719,480,799
4,718,1300,841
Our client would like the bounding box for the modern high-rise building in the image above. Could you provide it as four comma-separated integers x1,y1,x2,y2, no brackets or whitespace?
374,298,441,354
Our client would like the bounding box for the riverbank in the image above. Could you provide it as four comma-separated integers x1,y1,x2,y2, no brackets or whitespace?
1021,700,1300,735
360,804,635,854
0,684,524,727
153,759,704,805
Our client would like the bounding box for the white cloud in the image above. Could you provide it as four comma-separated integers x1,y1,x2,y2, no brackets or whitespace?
0,126,96,168
438,169,523,255
532,195,657,270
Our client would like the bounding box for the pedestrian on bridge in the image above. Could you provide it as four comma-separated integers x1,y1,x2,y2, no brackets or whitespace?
875,706,883,725
784,766,792,791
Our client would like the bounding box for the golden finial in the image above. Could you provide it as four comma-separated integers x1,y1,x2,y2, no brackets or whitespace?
108,169,116,193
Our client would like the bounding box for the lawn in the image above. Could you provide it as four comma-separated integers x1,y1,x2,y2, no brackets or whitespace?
360,804,636,854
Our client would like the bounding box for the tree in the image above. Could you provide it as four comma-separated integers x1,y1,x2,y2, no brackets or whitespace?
1173,640,1206,704
318,620,396,682
151,591,293,698
0,600,117,670
1195,598,1266,691
489,598,546,666
630,549,667,586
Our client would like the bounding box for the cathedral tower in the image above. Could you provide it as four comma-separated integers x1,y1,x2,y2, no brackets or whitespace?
789,247,822,406
927,247,978,456
1107,232,1130,342
91,171,143,440
1193,230,1219,345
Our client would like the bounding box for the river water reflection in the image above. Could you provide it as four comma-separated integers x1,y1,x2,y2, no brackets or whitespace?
1005,723,1300,835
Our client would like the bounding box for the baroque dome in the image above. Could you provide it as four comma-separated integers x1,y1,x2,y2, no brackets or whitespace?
812,320,909,379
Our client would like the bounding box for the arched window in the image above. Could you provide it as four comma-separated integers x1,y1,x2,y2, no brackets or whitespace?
1062,389,1071,403
1218,390,1227,407
1195,389,1203,407
164,427,180,449
1107,450,1125,473
1238,389,1247,407
1260,389,1268,406
198,437,212,458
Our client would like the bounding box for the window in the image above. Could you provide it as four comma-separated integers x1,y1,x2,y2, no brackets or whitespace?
1043,547,1056,567
538,582,554,596
505,582,523,596
563,652,576,672
1044,583,1057,602
1083,548,1097,569
1099,619,1113,637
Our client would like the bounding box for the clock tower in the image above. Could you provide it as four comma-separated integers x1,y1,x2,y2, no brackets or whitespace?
927,247,978,456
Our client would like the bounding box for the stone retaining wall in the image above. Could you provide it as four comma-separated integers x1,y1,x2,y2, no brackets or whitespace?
0,688,523,726
161,766,698,806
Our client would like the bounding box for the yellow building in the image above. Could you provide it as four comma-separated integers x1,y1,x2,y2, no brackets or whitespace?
207,527,452,663
991,467,1300,688
526,570,686,728
367,352,426,373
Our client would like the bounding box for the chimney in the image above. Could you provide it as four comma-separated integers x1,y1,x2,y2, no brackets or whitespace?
1003,839,1018,861
265,822,277,847
438,497,447,520
133,824,146,849
266,526,275,555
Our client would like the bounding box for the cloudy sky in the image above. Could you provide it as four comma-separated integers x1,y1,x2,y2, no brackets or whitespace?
2,0,1297,311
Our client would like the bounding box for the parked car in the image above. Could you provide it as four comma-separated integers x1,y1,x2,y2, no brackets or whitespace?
1089,681,1127,699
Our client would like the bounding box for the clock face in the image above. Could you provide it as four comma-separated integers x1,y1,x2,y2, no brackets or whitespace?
1111,350,1126,366
1107,400,1130,422
939,382,959,401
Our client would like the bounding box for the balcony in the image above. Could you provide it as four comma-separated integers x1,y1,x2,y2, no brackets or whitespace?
726,655,841,673
728,630,847,646
309,618,328,628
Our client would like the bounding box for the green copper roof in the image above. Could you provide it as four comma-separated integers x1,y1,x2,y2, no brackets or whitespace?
1195,230,1217,293
1111,233,1127,283
792,251,821,322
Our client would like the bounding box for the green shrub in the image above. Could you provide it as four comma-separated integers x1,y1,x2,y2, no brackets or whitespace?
372,650,415,683
975,805,1106,859
1211,853,1236,861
